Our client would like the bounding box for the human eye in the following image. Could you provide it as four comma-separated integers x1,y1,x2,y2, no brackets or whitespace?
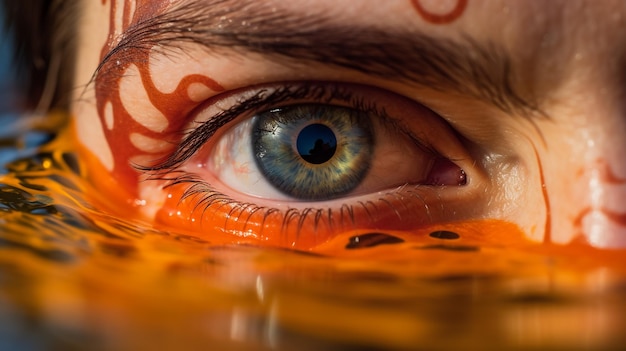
135,81,477,249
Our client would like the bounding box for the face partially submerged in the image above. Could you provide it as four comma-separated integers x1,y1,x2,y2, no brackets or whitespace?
72,0,626,249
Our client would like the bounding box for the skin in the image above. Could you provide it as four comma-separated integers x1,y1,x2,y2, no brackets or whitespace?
72,0,626,249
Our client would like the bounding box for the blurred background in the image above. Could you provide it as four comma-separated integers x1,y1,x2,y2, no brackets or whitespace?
0,8,19,114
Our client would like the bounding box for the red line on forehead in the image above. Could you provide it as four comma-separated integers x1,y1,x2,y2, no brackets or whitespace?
101,0,171,61
133,0,171,23
411,0,467,24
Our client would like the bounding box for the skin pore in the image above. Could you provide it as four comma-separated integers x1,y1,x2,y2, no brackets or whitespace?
72,0,626,249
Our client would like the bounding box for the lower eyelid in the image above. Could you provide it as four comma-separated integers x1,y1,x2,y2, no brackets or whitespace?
146,154,482,249
150,173,479,248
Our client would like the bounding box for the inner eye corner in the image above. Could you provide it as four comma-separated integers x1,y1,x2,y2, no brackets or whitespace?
425,157,468,187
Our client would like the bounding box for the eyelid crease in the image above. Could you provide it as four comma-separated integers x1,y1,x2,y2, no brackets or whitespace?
133,82,438,175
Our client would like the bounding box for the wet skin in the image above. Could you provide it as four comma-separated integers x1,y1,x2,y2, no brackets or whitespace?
72,0,626,249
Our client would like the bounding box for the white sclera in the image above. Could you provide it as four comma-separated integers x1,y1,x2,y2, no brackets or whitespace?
208,117,290,199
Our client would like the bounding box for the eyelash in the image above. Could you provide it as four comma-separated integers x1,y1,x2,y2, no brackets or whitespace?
156,170,425,243
135,83,435,173
135,82,442,243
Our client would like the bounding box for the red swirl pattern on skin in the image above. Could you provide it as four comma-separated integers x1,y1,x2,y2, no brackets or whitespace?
95,1,224,197
573,159,626,244
411,0,467,24
596,159,626,184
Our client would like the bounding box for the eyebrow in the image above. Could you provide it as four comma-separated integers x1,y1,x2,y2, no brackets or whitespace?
97,0,539,116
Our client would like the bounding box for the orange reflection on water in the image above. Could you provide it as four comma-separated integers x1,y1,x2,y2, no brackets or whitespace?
1,120,626,350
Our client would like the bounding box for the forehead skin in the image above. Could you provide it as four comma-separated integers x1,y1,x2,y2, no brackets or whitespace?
75,0,626,101
72,0,626,248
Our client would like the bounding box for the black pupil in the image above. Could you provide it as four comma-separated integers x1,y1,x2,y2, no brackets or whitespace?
296,124,337,164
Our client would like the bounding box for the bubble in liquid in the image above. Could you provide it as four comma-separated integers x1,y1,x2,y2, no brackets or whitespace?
345,232,405,249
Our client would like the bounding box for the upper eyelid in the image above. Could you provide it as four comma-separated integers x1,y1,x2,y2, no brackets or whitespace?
133,83,355,173
133,82,442,175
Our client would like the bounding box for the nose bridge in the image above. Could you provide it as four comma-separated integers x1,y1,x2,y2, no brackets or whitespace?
557,92,626,248
517,0,626,247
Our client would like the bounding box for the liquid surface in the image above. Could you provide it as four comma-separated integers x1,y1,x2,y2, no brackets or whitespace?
1,113,626,350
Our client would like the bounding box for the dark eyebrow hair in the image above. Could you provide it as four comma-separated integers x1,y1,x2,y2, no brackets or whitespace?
97,0,540,116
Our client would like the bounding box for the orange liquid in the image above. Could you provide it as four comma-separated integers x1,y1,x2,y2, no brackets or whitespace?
1,114,625,350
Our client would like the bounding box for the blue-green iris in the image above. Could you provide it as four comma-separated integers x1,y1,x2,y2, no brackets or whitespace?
252,104,374,201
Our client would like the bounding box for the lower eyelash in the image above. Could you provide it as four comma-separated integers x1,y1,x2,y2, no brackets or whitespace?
155,170,421,245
